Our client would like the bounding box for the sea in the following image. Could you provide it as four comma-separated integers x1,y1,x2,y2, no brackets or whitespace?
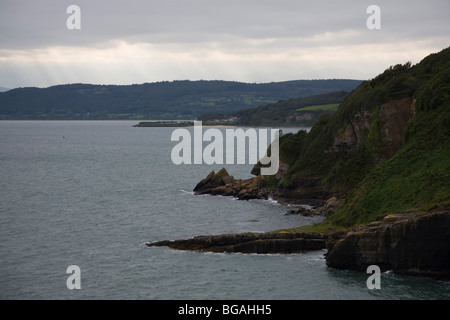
0,120,449,300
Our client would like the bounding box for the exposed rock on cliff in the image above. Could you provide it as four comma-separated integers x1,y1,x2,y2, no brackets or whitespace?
147,231,326,254
271,176,332,206
376,97,416,163
285,196,345,217
328,111,371,154
327,97,415,164
326,211,450,279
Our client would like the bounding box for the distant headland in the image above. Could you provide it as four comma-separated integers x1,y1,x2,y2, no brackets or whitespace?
133,121,194,127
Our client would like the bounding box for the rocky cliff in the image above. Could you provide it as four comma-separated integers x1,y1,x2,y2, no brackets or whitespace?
327,97,415,164
326,211,450,279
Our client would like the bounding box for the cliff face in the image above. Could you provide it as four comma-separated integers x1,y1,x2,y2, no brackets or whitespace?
328,110,371,154
271,176,332,206
328,97,415,163
326,211,450,279
265,95,417,206
376,97,416,163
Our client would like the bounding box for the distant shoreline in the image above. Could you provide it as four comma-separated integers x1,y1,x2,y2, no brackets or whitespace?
133,121,241,127
133,121,194,127
132,121,311,129
0,119,311,131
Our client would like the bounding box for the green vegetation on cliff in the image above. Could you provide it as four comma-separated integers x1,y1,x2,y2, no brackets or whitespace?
270,46,450,230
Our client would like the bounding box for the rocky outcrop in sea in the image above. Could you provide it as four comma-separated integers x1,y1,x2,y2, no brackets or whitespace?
193,168,269,201
193,168,338,209
147,231,326,254
326,211,450,279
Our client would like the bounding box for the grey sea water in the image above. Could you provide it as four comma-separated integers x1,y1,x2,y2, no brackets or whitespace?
0,121,449,300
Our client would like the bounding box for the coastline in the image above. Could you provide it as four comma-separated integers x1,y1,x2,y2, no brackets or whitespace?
149,167,450,280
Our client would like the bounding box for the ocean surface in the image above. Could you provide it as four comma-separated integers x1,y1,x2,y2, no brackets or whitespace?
0,120,449,300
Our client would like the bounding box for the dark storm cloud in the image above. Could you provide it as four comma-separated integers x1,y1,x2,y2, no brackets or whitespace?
1,0,447,49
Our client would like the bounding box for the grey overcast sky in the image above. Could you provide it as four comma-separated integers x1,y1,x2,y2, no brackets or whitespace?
0,0,449,88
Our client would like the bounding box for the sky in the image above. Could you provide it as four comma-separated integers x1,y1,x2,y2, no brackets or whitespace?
0,0,449,89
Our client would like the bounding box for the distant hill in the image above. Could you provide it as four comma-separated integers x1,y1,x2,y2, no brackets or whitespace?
0,87,10,92
0,80,361,120
199,91,350,127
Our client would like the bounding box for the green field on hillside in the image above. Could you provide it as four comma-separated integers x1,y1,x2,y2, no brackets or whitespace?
296,104,340,111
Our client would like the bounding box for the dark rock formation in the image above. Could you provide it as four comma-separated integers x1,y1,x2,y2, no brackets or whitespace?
326,97,416,164
285,197,344,217
310,196,345,216
147,232,326,254
285,207,314,216
326,211,450,279
262,175,332,207
193,168,269,200
328,111,371,154
193,168,334,206
193,168,233,194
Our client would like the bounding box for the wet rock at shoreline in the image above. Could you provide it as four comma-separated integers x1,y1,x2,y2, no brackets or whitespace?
285,196,344,217
326,211,450,279
147,231,326,254
285,207,314,217
193,169,269,200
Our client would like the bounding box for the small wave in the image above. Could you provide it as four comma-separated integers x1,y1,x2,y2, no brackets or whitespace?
267,196,279,205
191,192,239,201
307,252,327,261
248,196,281,206
180,189,194,195
287,204,313,210
216,194,239,201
